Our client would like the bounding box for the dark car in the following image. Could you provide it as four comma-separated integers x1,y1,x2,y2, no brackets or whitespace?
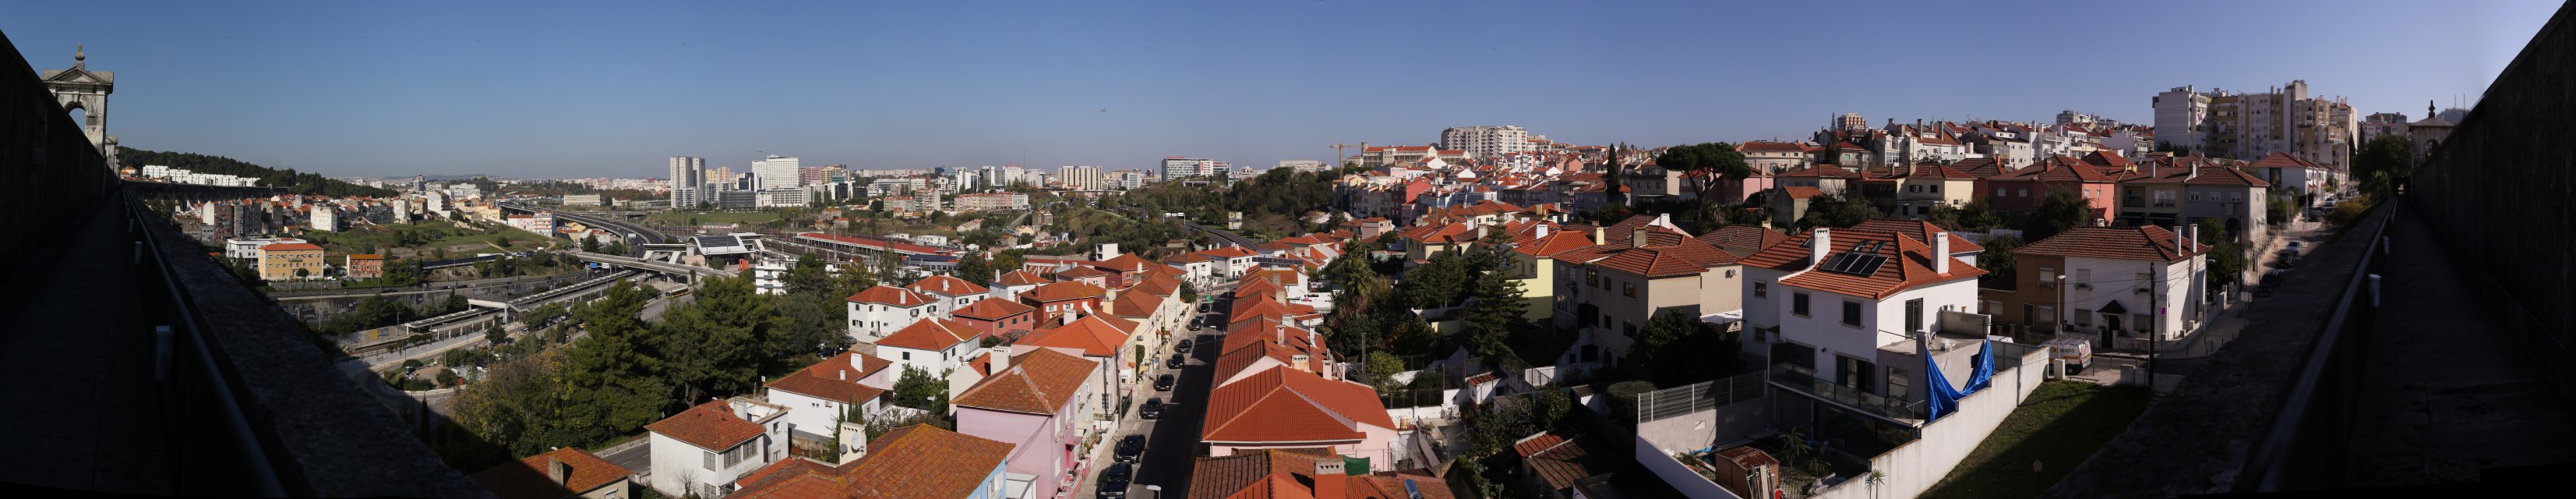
1198,303,1209,313
2274,251,2299,269
1141,398,1164,419
1188,318,1202,331
1097,462,1132,497
1173,338,1193,353
1154,373,1175,391
1166,353,1186,369
2255,270,2287,297
1113,434,1145,463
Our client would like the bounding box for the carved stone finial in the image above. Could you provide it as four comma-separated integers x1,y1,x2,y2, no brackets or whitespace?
75,44,84,62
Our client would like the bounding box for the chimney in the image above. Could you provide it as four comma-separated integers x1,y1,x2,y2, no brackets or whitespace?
1314,458,1348,499
1653,213,1672,228
545,456,569,486
2183,224,2200,252
1593,226,1605,244
1631,226,1650,248
1061,306,1078,325
1476,225,1488,241
1932,231,1951,274
1811,228,1832,265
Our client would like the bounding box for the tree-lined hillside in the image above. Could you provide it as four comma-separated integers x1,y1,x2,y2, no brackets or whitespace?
120,147,398,197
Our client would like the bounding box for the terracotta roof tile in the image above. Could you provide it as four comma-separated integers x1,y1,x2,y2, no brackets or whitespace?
875,317,981,351
469,448,631,499
995,269,1052,286
1515,431,1611,491
765,352,894,403
1763,228,1987,300
952,297,1036,320
1202,366,1393,444
1015,314,1133,357
1024,281,1107,302
845,285,932,306
645,401,766,451
2018,225,2205,262
953,348,1098,415
905,274,990,296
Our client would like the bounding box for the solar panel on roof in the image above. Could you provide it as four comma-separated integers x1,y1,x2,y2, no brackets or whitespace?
1823,253,1858,273
1851,255,1887,275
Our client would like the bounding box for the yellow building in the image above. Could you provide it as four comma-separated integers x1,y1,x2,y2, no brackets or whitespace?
258,242,326,281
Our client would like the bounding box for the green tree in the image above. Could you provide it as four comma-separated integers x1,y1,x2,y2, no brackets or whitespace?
2352,135,2413,196
495,235,512,248
655,274,778,403
784,253,833,298
557,281,665,444
1393,253,1471,309
2022,189,2094,242
1630,309,1742,387
1977,235,2021,289
955,253,991,285
891,366,948,412
1459,261,1526,362
1801,193,1883,228
451,349,573,458
520,302,570,331
2266,190,2296,225
1656,142,1754,206
580,235,600,253
1364,350,1407,396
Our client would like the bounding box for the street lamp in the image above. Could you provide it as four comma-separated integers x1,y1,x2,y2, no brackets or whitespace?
1145,485,1161,499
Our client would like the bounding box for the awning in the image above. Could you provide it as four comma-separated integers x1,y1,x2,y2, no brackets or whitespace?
2097,299,2128,314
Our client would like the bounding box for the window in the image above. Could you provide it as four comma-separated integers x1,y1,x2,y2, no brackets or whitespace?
2018,189,2029,197
2037,305,2056,324
1621,282,1636,298
1726,269,1737,278
1837,356,1875,394
1886,367,1911,401
1907,185,1920,193
2076,310,2094,326
2038,267,2056,285
1623,322,1638,338
2232,193,2244,202
1841,301,1862,327
1792,292,1811,317
704,451,717,471
2190,193,2202,202
2076,269,2091,284
1753,282,1768,298
901,352,911,360
1994,188,2006,196
2136,272,2152,285
1905,298,1924,334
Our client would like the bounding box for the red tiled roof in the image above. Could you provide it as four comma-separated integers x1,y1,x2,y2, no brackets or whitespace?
1948,157,2012,179
906,274,989,296
1055,266,1112,279
845,285,932,306
1110,291,1165,319
260,242,323,252
953,348,1098,415
1696,225,1790,256
1515,431,1610,492
1024,281,1107,303
1202,366,1393,444
2017,225,2206,262
1198,246,1258,259
1849,219,1985,253
842,425,1015,497
995,269,1052,286
1997,156,2116,182
646,401,765,451
1588,239,1738,278
469,448,631,499
1016,314,1134,358
1759,228,1987,300
766,352,894,403
1782,186,1825,200
1779,164,1861,179
1512,231,1597,257
876,317,981,352
952,297,1035,320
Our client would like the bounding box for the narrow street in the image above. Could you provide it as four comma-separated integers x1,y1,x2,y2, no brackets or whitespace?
1075,310,1223,499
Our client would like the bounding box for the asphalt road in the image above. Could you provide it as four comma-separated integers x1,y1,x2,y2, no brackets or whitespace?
1090,312,1223,499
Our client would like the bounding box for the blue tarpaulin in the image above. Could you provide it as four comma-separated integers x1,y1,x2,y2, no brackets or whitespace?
1922,339,1997,422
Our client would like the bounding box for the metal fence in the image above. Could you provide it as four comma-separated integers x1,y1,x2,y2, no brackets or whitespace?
1636,371,1765,423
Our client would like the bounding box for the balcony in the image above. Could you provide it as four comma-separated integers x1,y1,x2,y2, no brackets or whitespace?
1770,363,1923,423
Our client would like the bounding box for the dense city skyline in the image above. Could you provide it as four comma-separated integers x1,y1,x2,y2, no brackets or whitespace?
2,0,2555,179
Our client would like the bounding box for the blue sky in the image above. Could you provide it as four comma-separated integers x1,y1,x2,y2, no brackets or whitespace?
5,1,2557,179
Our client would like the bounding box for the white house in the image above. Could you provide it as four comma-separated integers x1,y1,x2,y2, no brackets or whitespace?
1738,226,1988,406
761,352,903,453
845,285,934,343
874,317,983,377
645,398,792,498
905,274,989,317
2015,225,2210,351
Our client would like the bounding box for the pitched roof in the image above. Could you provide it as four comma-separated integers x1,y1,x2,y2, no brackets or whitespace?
469,448,631,499
1202,366,1395,444
765,352,894,403
1779,164,1861,179
876,317,982,352
1781,186,1825,200
995,269,1052,286
1587,239,1739,278
1997,156,2117,182
953,348,1099,415
1696,225,1790,256
2247,150,2332,172
1748,228,1987,300
645,401,766,451
952,297,1036,320
1515,431,1611,492
2018,225,2206,263
1947,157,2013,179
841,425,1017,497
905,274,990,296
845,285,932,306
1024,281,1107,303
1187,448,1339,499
1848,219,1985,253
1015,314,1134,357
259,242,323,252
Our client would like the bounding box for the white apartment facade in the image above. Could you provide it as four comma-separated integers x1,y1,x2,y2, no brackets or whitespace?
1440,125,1537,159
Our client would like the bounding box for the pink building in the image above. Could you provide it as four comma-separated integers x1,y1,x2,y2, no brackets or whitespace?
951,349,1102,498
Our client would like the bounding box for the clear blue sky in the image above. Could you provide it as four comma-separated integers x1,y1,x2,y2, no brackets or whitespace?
5,0,2557,179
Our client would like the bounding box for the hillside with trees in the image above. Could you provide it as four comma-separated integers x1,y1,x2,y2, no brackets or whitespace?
119,147,398,197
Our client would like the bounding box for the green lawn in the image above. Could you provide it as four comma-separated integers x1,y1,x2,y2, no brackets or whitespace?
1919,381,2152,499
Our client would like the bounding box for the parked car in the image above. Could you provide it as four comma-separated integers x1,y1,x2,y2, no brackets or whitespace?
2255,270,2288,297
2274,251,2299,269
1173,338,1193,353
1113,434,1145,463
1097,462,1132,498
1140,398,1164,419
1154,373,1175,391
2286,241,2304,252
2043,338,2093,374
1166,353,1186,369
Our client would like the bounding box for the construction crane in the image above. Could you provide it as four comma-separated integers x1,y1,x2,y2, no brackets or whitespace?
1328,142,1369,169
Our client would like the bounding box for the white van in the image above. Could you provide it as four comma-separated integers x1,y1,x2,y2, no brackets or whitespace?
2044,338,2094,374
